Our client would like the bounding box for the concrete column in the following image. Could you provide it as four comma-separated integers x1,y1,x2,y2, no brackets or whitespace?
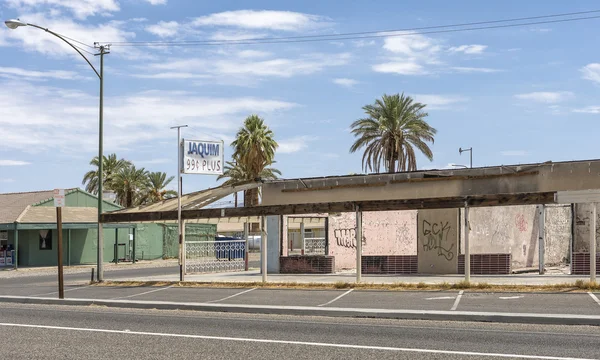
300,221,305,255
267,215,280,274
261,216,267,282
591,203,597,283
132,227,136,264
464,204,470,282
68,229,71,266
13,228,18,270
356,206,362,283
539,205,546,275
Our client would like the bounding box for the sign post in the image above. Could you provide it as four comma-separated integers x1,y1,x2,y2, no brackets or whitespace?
179,139,224,279
53,189,65,299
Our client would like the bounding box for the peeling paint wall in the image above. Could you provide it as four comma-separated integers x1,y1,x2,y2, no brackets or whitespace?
327,210,417,271
417,209,459,274
574,203,600,253
460,204,571,269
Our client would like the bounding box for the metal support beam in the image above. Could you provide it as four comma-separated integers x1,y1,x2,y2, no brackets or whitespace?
591,203,597,283
244,222,249,271
132,227,136,264
464,202,470,282
539,205,546,275
261,216,267,282
300,221,305,255
68,229,71,267
114,228,118,264
13,228,18,270
356,205,362,283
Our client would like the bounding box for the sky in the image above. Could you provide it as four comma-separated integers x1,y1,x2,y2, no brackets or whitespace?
1,0,600,201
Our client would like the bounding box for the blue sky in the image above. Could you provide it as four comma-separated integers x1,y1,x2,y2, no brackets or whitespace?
1,0,600,199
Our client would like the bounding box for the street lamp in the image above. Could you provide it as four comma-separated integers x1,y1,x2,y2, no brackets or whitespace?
5,19,110,282
459,147,473,168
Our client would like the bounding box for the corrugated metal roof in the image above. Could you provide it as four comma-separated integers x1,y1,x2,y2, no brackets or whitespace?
108,180,263,215
0,190,55,224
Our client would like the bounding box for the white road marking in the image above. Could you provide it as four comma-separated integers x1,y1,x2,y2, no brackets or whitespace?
31,285,91,297
451,290,464,311
500,296,524,300
318,289,354,307
111,286,173,300
0,322,593,360
589,292,600,306
425,296,456,300
207,288,256,303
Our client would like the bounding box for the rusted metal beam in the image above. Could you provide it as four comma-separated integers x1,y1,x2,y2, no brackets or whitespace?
100,191,556,224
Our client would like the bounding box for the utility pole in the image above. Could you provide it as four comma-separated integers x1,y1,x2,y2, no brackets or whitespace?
171,125,187,282
459,147,473,168
94,43,109,282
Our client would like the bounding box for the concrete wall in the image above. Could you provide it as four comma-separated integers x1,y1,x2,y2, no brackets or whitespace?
417,209,459,274
574,203,600,253
262,160,600,206
459,204,571,269
327,210,417,271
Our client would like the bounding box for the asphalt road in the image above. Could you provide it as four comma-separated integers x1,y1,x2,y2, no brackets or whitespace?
1,303,599,359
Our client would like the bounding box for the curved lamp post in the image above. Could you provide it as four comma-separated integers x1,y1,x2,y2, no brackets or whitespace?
5,19,109,282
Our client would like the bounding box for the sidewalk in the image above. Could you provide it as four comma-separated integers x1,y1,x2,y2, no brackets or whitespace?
118,269,595,286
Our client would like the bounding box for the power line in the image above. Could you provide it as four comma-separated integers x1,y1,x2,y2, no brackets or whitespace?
106,9,600,47
54,31,96,49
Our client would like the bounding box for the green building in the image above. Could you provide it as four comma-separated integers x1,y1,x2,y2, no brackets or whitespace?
0,188,216,268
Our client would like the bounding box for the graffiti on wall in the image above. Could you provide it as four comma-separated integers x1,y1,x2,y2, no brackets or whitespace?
421,220,454,261
334,228,366,249
515,214,528,232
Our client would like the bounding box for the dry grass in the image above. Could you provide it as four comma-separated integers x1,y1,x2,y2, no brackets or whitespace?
93,280,600,292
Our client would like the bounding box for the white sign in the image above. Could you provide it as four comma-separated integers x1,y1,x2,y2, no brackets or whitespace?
53,189,65,207
181,139,224,175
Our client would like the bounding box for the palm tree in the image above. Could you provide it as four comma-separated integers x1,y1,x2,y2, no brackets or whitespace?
82,154,131,195
111,165,149,208
217,158,282,207
141,172,177,205
349,93,437,173
230,115,279,206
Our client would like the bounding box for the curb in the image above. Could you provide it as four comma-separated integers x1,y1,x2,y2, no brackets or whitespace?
1,295,599,326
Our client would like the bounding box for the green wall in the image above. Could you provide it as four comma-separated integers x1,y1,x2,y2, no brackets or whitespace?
36,189,121,211
13,222,217,267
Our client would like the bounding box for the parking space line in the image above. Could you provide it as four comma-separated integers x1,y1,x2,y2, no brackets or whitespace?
451,290,464,311
589,292,600,306
207,288,257,303
30,285,91,297
318,289,354,307
111,286,173,300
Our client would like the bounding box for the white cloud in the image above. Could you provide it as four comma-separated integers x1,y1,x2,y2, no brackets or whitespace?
375,35,495,76
573,106,600,114
0,66,84,81
0,179,16,183
0,160,30,166
581,63,600,84
237,50,271,58
333,78,358,87
448,44,487,54
0,13,137,60
137,53,351,80
192,10,330,31
6,0,120,19
514,91,574,103
145,0,167,4
450,67,501,73
500,150,527,156
412,94,469,109
278,136,318,154
146,21,179,38
209,31,269,41
135,158,171,164
0,80,297,154
372,61,427,75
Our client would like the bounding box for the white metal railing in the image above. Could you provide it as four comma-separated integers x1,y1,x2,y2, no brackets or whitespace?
304,237,326,255
185,240,246,274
